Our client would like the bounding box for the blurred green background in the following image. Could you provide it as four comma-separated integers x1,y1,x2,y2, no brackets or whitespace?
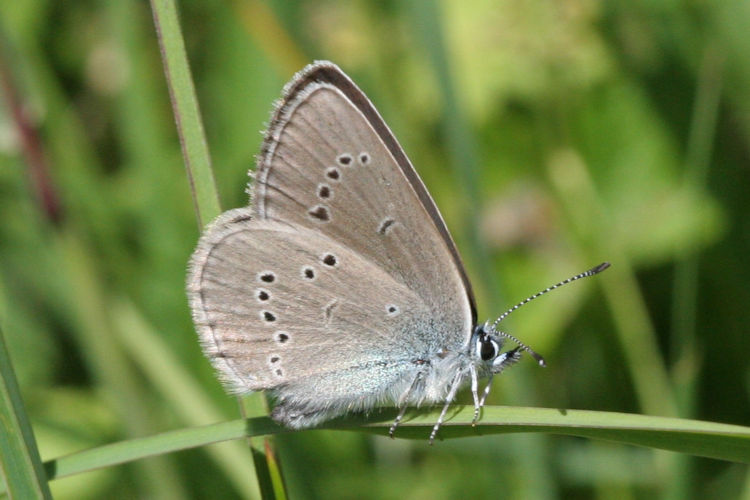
1,0,748,498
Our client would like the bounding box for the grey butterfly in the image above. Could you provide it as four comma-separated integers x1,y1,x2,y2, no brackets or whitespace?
187,61,609,443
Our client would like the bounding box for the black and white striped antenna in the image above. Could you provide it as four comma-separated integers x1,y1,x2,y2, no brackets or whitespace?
489,262,611,366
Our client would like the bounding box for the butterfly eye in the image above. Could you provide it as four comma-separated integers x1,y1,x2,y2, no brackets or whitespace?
479,338,498,361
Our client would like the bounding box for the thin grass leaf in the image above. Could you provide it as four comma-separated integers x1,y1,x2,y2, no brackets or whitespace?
0,28,54,500
111,299,261,499
670,43,725,374
58,232,188,497
3,405,744,494
405,0,497,304
34,419,281,488
405,3,552,495
149,1,285,497
0,324,52,499
547,153,679,417
667,42,725,500
150,0,221,227
230,0,309,76
354,406,750,463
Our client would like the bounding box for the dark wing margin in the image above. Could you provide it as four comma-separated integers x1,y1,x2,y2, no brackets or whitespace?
256,60,477,324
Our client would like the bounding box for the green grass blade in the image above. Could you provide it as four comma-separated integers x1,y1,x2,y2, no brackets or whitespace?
406,3,552,496
667,43,725,500
670,44,725,383
150,0,221,227
111,299,261,499
39,419,281,486
230,0,308,76
11,407,745,492
547,154,678,417
149,1,285,497
354,407,750,463
58,233,188,497
406,0,497,304
0,324,53,499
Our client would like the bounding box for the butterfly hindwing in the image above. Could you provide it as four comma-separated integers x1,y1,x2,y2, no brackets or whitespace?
189,209,435,395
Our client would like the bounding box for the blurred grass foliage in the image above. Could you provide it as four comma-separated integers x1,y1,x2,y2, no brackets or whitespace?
0,0,748,498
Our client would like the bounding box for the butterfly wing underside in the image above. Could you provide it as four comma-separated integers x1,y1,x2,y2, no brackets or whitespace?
191,212,436,393
255,61,475,332
188,62,475,425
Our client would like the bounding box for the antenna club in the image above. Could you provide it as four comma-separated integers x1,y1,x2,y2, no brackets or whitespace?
591,262,611,274
530,352,546,367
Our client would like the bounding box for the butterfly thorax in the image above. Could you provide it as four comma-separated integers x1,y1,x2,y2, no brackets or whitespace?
404,322,522,406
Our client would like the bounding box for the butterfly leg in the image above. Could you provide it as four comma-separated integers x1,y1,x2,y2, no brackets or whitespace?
469,364,481,426
429,371,464,445
479,374,494,407
389,371,423,438
473,374,494,426
389,406,410,439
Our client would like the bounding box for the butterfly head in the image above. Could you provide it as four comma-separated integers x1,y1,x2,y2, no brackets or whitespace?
471,322,545,373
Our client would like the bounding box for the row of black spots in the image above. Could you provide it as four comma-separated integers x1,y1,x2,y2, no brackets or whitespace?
309,155,341,223
268,354,283,378
308,157,343,221
325,149,370,183
337,152,371,166
309,165,338,223
257,272,275,313
298,256,334,283
254,266,289,346
257,255,337,326
308,152,369,223
256,272,279,324
271,333,288,377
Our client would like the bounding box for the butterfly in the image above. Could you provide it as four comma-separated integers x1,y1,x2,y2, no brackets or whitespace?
187,61,609,443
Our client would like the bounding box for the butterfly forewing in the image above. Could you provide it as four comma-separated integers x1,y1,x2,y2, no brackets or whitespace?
253,63,473,343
